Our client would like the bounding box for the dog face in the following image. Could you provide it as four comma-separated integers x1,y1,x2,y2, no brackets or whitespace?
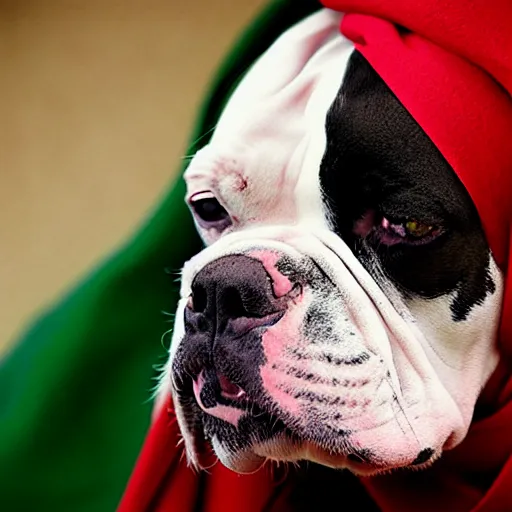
158,10,504,476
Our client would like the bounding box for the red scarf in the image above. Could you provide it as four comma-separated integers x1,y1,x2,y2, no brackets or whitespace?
118,2,512,510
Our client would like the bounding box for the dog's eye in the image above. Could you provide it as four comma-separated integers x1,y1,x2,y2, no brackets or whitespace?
378,216,442,245
403,220,434,238
354,210,444,247
189,192,231,229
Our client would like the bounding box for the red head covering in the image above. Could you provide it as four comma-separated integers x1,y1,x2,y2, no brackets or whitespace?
118,2,512,510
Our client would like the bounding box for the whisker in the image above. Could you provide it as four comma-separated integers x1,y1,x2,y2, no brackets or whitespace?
384,375,421,449
164,267,183,276
186,124,219,154
160,327,174,351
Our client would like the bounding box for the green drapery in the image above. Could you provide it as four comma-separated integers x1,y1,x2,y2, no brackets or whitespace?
0,1,320,510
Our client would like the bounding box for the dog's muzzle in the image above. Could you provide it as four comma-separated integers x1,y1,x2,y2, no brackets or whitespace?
179,254,301,428
170,242,461,475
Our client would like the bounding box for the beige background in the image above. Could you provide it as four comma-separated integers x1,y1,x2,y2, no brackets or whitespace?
0,0,267,355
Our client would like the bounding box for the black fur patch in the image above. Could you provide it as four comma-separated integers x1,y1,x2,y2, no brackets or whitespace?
319,50,495,321
411,448,435,466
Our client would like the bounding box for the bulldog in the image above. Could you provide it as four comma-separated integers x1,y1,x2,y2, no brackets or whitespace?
156,9,505,479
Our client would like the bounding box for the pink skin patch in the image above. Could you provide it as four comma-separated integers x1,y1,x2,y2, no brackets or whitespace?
259,296,310,417
248,250,293,298
193,372,244,427
353,210,376,238
353,211,404,244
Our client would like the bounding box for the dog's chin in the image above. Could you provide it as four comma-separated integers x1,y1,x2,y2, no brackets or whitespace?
192,424,439,478
175,378,447,477
208,436,267,474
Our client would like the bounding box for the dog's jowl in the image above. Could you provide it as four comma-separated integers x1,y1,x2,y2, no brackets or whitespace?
158,10,504,477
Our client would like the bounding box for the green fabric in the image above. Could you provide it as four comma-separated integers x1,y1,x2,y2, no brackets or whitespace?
0,1,320,511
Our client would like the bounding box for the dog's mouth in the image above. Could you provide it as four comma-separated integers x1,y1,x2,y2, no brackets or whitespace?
192,369,284,437
193,370,251,418
173,352,445,477
178,368,391,476
174,367,288,473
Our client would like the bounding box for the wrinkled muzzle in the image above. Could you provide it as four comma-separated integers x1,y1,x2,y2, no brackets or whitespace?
167,232,466,475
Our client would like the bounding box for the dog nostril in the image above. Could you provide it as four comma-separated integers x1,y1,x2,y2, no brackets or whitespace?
190,285,207,313
190,255,280,322
222,287,248,318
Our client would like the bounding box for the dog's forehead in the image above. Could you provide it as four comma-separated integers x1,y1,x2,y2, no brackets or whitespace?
184,10,353,226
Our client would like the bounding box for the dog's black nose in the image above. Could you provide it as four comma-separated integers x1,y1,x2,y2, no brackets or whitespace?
182,254,286,407
186,255,281,335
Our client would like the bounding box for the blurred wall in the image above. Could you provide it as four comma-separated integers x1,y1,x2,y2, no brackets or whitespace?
0,0,267,354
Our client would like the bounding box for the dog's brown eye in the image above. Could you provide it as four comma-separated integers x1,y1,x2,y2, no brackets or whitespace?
189,192,231,228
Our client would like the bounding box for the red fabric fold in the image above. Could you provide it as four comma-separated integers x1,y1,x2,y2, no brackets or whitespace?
321,0,512,92
117,401,199,511
117,397,281,512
